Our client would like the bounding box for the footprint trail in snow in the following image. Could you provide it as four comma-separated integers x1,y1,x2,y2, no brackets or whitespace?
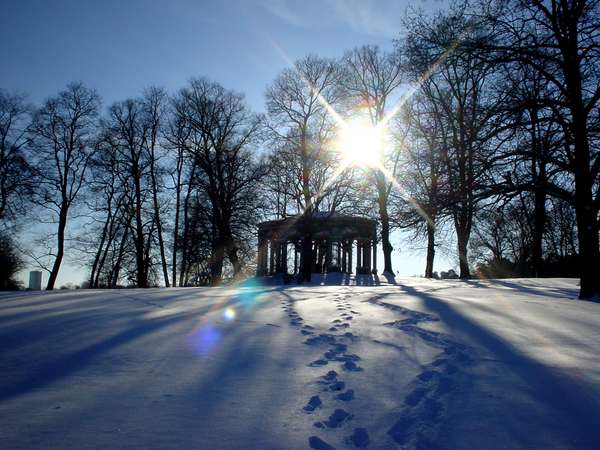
283,292,369,449
368,295,475,448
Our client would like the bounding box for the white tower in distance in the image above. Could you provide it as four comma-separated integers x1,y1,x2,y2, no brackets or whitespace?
29,271,42,290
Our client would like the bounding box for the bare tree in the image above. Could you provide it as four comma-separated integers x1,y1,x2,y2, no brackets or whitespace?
176,78,266,285
85,129,130,288
164,99,193,287
478,0,600,297
265,55,346,281
0,90,32,224
143,87,170,287
393,94,448,278
402,9,505,278
29,82,100,290
340,45,403,276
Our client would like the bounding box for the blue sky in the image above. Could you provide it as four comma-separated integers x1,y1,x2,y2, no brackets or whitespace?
1,0,435,107
2,0,454,286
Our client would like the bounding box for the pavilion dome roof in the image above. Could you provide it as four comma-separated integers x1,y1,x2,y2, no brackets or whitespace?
258,211,376,241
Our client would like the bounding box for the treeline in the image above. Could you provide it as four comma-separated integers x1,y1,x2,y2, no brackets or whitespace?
0,0,598,299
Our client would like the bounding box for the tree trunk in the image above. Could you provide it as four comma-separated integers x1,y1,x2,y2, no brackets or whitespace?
110,222,129,288
377,173,394,274
46,205,68,290
179,164,196,287
300,227,312,282
143,218,155,286
172,169,183,287
228,245,242,278
575,199,600,299
95,215,120,288
210,237,225,286
89,208,112,288
532,187,546,277
153,197,169,287
132,160,147,288
150,162,169,287
179,196,190,287
562,25,600,299
456,218,471,279
425,222,435,278
572,116,600,298
529,104,546,278
299,128,313,283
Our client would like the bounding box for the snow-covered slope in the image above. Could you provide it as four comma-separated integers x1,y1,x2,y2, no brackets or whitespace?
1,278,599,449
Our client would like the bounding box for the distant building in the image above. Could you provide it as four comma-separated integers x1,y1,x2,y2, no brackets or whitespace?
28,271,42,290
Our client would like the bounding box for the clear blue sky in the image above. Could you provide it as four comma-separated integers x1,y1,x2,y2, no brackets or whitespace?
2,0,454,286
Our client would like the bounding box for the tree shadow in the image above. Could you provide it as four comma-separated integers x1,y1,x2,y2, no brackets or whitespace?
396,283,600,447
0,313,188,401
463,278,579,300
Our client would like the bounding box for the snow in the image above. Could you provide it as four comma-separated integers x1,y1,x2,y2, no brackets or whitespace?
1,278,599,449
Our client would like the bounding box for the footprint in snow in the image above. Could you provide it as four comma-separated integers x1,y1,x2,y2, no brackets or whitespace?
308,436,336,450
346,427,370,448
336,389,354,401
315,408,353,428
303,395,322,412
322,370,338,381
310,359,329,367
304,334,337,346
342,360,363,372
328,381,345,391
377,301,474,447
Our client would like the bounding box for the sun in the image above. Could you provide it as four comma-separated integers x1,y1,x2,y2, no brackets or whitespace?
336,118,383,169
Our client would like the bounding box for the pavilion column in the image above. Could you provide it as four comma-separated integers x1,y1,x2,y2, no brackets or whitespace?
341,241,347,273
282,241,288,274
257,237,268,276
294,243,299,275
256,238,262,276
269,240,275,274
372,238,378,274
348,240,353,274
364,240,371,273
274,240,281,273
336,243,341,269
356,241,362,274
325,240,332,272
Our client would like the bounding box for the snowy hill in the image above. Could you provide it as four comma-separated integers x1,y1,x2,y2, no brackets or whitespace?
1,278,599,449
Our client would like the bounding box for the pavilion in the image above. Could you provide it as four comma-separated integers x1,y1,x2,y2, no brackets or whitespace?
256,212,377,276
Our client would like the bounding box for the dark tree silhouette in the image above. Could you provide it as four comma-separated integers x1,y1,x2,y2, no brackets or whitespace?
0,90,32,224
30,82,100,290
175,78,265,285
340,45,403,276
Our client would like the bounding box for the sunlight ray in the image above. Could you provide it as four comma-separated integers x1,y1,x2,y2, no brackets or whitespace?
266,31,464,226
378,164,435,227
380,37,464,129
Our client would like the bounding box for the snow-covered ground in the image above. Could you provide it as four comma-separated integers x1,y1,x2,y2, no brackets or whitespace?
1,278,599,449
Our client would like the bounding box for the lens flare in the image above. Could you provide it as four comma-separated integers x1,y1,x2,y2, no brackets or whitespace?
188,325,221,356
224,307,236,321
235,277,264,311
